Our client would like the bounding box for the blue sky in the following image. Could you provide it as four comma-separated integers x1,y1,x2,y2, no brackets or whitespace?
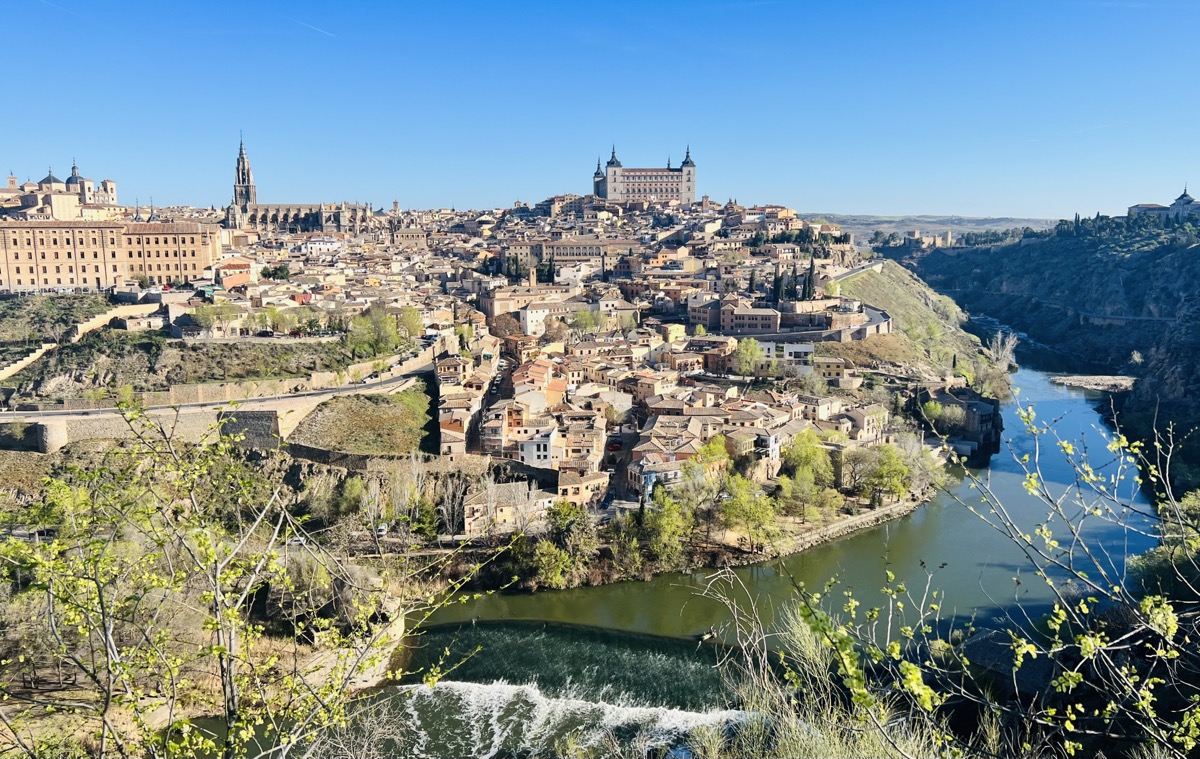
6,0,1196,218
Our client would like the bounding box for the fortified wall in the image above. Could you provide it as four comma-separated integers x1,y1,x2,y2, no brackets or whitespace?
0,351,437,454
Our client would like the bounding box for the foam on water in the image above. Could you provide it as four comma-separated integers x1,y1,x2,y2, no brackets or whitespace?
392,679,746,759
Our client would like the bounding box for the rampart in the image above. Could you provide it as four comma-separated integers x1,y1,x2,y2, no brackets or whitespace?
13,346,437,413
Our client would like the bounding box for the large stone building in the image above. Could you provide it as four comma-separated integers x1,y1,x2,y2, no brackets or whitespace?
593,147,696,205
0,163,120,221
1128,188,1200,221
0,220,221,291
224,140,372,234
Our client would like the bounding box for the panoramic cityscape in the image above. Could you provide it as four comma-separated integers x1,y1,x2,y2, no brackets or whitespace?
3,2,1200,758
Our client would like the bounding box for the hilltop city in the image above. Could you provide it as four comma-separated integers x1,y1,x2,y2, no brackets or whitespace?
0,141,1010,544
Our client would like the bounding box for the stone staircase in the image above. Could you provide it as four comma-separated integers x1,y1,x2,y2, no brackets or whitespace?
65,303,159,343
0,303,160,384
0,342,57,382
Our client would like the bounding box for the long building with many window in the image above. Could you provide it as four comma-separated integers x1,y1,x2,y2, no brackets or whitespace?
593,147,696,205
0,220,222,292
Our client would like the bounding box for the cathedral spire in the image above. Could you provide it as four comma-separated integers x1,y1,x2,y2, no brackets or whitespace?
233,138,256,208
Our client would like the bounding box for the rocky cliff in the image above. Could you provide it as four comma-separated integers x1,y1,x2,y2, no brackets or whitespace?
896,216,1200,481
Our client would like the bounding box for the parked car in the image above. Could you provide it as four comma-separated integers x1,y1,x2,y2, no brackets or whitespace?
606,441,623,452
255,330,275,337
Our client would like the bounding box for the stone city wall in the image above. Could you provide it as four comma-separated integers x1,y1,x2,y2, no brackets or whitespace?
69,304,161,342
13,347,436,413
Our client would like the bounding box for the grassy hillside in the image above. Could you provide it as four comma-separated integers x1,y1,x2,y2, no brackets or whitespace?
821,260,983,378
0,294,111,343
0,294,113,365
289,384,433,455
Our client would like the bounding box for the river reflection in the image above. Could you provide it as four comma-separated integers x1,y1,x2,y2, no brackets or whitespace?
432,368,1158,640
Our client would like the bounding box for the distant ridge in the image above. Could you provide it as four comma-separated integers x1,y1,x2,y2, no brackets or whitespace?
797,213,1056,241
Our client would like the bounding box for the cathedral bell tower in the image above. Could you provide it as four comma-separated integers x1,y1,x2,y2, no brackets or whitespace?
233,139,256,207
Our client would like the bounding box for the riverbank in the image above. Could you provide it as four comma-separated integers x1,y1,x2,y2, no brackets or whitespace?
761,495,923,563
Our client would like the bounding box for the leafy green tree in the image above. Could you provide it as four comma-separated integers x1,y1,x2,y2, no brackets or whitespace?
802,256,817,300
644,487,693,570
261,263,290,280
777,467,821,522
734,337,764,377
192,303,217,330
696,435,730,466
531,541,572,590
542,500,598,584
264,306,296,334
347,306,400,357
570,309,601,335
693,324,707,337
719,474,776,553
864,443,912,502
397,305,424,341
782,429,833,486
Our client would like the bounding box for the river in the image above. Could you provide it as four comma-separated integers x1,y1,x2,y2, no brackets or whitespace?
380,366,1159,757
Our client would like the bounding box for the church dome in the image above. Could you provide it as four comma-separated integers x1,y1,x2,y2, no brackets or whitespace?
40,172,63,185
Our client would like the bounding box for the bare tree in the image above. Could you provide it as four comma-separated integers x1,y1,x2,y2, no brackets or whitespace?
436,473,471,538
510,480,545,535
986,330,1019,368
